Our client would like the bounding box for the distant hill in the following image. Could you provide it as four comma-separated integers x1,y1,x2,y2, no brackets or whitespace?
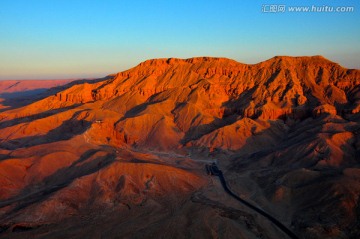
0,79,100,111
0,79,74,94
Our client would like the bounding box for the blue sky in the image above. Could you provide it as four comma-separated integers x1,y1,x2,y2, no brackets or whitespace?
0,0,359,80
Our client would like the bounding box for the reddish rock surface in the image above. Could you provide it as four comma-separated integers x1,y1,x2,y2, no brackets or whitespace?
0,56,359,239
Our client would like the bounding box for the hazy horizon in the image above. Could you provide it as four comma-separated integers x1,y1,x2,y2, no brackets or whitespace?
1,0,359,80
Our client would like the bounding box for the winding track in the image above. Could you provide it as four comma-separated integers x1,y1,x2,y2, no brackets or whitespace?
211,164,299,239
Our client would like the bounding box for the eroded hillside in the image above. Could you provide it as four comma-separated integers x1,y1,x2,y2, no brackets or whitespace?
0,56,359,239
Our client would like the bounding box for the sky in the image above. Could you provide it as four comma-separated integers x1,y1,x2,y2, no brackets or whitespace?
0,0,359,80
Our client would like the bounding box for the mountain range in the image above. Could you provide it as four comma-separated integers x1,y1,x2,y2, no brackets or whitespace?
0,56,359,239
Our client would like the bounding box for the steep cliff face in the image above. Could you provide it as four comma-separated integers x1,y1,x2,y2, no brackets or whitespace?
55,56,360,115
45,56,360,150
